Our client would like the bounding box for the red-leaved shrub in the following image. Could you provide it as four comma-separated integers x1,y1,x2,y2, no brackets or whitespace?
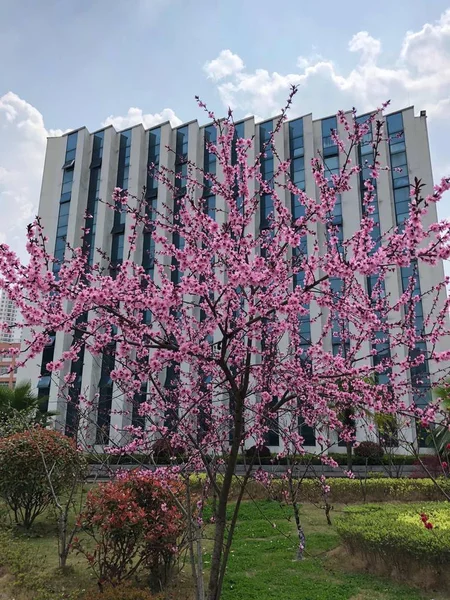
410,455,445,478
73,469,184,589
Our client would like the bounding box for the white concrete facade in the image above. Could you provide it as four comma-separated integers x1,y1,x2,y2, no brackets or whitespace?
16,107,449,452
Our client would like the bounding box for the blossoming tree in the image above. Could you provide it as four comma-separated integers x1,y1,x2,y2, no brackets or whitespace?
1,87,450,599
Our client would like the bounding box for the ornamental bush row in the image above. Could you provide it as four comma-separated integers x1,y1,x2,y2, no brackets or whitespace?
187,474,450,503
334,503,450,588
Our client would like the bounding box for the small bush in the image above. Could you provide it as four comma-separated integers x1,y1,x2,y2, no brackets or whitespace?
411,455,445,478
245,445,272,460
335,502,450,588
0,427,84,529
354,441,384,461
74,469,184,589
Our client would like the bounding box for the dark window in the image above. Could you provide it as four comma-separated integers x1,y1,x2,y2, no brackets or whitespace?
263,397,279,447
147,128,161,197
117,130,132,190
96,345,115,444
386,112,404,135
132,384,147,429
298,415,315,446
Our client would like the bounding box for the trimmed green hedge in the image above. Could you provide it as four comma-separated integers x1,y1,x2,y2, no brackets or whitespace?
335,502,450,569
185,474,450,503
187,475,450,503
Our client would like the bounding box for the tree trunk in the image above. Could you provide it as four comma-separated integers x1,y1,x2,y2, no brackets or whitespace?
195,523,205,600
58,512,69,569
287,472,306,560
346,442,353,471
207,396,244,600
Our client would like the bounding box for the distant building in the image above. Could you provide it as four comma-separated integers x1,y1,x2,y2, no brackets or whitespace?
0,342,20,388
0,291,19,344
17,107,449,450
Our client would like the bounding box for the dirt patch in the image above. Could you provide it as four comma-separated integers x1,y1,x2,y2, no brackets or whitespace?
327,545,450,596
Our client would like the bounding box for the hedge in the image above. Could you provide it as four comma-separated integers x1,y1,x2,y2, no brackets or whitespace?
187,474,450,503
335,503,450,587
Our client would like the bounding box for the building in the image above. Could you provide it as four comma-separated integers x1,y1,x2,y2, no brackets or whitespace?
0,291,19,344
17,107,449,450
0,342,20,388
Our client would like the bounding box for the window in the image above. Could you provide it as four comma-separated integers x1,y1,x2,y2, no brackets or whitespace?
175,126,188,193
147,128,161,197
322,116,338,157
62,131,78,166
37,375,51,389
289,118,304,158
96,346,115,444
203,124,217,200
259,121,274,231
117,130,132,190
386,112,403,135
324,155,339,173
298,415,315,446
263,397,279,447
111,233,124,265
132,384,147,429
164,361,179,432
260,194,273,230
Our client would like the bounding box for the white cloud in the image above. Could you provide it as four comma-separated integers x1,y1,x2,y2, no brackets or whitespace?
207,9,450,122
102,107,182,130
0,92,64,262
203,49,245,82
348,31,381,63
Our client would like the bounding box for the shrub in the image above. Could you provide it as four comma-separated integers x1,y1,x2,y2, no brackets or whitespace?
410,454,445,478
245,445,272,460
0,427,83,528
354,441,384,462
74,469,184,589
335,502,450,589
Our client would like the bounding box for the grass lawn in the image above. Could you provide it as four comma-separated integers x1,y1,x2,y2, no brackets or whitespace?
217,501,445,600
0,499,447,600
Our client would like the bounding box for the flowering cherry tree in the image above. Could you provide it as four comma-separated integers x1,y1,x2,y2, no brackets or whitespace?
1,86,450,599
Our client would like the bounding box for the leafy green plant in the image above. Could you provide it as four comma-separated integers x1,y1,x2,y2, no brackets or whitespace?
335,502,450,587
0,427,83,528
0,380,55,436
430,378,450,453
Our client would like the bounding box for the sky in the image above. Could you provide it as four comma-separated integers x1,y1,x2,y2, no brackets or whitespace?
1,0,450,261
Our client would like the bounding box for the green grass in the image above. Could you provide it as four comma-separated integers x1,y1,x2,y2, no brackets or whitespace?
216,501,444,600
0,499,447,599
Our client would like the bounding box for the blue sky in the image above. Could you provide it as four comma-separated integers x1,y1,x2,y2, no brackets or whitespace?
1,0,450,260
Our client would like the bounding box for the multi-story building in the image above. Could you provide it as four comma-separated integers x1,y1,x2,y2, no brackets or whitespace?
0,291,19,344
0,341,20,388
17,107,449,451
